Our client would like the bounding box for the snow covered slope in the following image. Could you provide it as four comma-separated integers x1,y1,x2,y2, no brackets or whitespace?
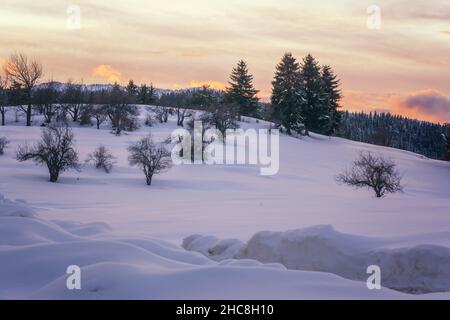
1,194,449,300
0,111,450,298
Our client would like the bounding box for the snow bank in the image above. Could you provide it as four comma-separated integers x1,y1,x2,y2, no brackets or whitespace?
184,225,450,294
1,194,442,299
182,234,245,261
0,194,35,218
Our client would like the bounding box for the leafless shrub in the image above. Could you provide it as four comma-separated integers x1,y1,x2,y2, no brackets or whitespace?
86,145,116,173
0,136,9,155
128,135,172,186
336,151,403,198
154,106,169,123
16,125,80,182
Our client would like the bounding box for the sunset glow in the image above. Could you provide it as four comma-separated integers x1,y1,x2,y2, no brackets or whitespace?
1,0,449,122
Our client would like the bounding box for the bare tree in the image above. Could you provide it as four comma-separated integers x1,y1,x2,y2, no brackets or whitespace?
128,135,172,185
201,103,239,138
93,105,108,129
86,145,116,173
3,53,43,126
176,107,192,126
34,81,60,124
154,106,169,123
16,125,80,182
336,151,403,198
0,136,9,155
61,81,84,122
106,83,139,135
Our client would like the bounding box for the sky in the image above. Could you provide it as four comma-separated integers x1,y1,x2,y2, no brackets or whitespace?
0,0,449,123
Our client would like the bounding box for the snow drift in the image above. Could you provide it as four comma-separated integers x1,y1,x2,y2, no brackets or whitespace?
0,194,35,218
183,225,450,294
2,193,447,300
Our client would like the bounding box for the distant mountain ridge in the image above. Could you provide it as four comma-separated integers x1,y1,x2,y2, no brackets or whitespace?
35,81,215,97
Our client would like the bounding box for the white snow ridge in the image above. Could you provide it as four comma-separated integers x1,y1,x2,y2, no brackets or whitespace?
0,193,448,300
183,225,450,294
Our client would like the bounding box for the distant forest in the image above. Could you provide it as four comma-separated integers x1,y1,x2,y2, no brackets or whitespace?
335,111,450,160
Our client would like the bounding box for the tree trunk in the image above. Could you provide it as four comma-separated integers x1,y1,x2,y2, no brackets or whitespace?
1,111,4,126
49,170,59,183
146,174,153,186
26,104,32,126
73,109,78,122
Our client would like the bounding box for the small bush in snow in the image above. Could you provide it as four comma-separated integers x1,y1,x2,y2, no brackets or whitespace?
145,114,156,127
336,151,403,198
16,125,80,182
0,136,9,155
86,145,116,173
128,135,172,186
154,106,169,123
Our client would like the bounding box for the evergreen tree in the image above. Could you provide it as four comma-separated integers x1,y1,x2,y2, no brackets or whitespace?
148,83,156,105
271,53,303,135
447,135,450,161
336,112,448,160
126,80,138,101
138,83,155,105
192,85,218,110
225,60,259,117
138,84,149,104
299,54,326,135
106,83,139,135
321,65,342,135
444,124,450,161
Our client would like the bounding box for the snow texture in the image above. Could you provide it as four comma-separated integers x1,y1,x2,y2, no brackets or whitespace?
2,194,450,300
1,110,450,299
184,225,450,294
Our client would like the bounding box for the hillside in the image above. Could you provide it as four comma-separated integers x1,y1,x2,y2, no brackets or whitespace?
1,109,450,298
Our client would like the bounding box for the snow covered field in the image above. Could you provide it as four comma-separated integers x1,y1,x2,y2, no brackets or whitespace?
1,110,450,299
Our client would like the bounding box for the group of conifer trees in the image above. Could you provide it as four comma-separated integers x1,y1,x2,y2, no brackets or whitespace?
223,54,342,136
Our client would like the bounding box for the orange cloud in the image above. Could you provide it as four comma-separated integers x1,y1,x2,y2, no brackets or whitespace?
441,31,450,35
390,89,450,124
91,64,122,83
342,89,450,124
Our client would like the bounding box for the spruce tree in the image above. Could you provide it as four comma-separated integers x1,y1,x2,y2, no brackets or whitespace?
299,54,326,135
271,53,304,135
447,135,450,161
321,65,342,136
225,60,259,117
444,124,450,161
147,83,156,105
138,84,148,104
126,80,138,100
192,85,217,110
